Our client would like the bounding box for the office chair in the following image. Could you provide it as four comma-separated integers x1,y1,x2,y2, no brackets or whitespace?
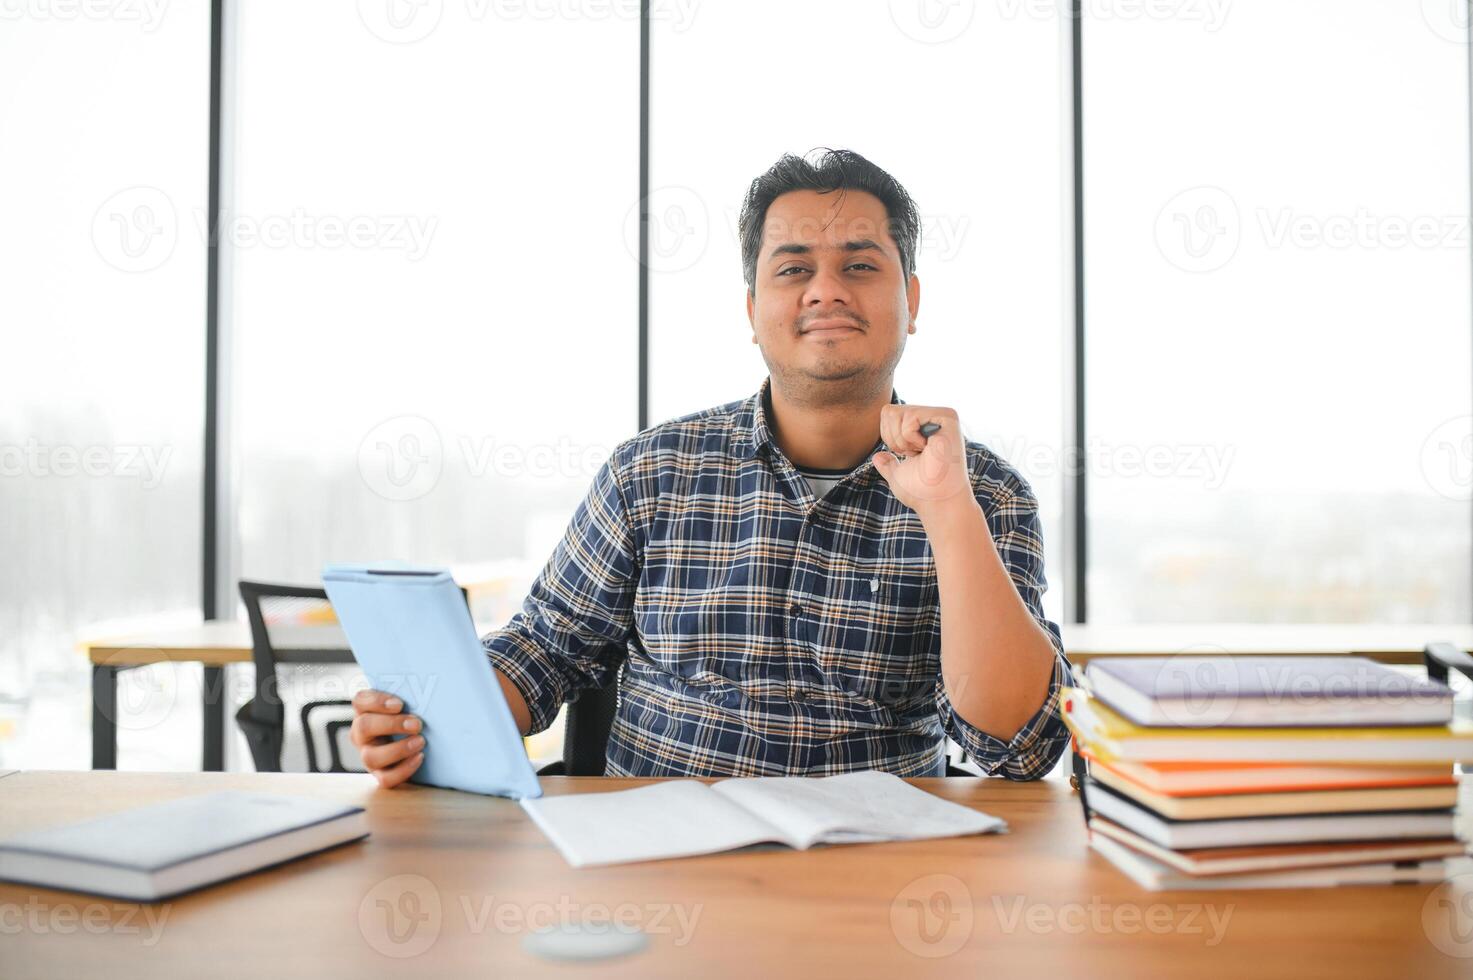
236,581,359,773
1424,642,1473,775
237,579,486,773
536,670,621,776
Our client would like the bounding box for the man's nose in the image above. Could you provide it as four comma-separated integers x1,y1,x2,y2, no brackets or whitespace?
802,266,854,308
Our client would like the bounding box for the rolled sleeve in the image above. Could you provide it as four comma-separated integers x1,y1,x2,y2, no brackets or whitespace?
935,479,1076,780
481,456,640,735
937,652,1073,780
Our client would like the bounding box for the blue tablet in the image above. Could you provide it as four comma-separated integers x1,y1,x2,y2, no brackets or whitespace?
322,563,542,800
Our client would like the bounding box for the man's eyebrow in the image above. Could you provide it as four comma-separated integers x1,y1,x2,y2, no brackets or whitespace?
766,239,887,262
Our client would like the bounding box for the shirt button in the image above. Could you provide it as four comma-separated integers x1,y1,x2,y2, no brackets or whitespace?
789,603,802,616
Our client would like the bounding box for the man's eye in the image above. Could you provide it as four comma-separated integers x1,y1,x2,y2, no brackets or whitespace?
777,265,874,276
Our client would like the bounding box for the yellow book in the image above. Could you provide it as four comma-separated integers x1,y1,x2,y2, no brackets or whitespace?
1060,688,1473,764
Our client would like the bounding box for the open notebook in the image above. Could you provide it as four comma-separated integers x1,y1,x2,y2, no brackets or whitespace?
520,770,1007,868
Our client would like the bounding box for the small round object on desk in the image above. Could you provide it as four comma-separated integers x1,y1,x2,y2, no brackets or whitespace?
521,923,650,962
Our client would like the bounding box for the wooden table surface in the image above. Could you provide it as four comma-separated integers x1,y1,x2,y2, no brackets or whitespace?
3,770,1469,979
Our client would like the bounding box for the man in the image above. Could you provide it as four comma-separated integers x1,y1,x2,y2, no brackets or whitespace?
351,148,1074,785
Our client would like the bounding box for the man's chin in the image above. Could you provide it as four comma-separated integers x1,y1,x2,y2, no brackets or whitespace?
797,359,871,384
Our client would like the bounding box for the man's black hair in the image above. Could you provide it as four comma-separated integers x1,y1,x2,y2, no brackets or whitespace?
738,147,921,296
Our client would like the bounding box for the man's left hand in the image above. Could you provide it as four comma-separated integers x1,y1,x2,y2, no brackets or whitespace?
871,404,974,519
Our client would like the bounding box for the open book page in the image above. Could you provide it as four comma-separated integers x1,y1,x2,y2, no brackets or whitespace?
710,771,1008,850
520,780,797,868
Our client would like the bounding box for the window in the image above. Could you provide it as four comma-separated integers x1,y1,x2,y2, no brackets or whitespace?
0,9,210,768
229,5,640,610
225,5,640,767
1084,0,1472,623
648,1,1069,622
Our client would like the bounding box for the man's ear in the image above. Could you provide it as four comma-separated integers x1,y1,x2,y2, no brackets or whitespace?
746,288,758,342
906,273,921,334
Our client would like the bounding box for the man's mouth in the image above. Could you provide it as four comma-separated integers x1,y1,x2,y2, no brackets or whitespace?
802,317,863,336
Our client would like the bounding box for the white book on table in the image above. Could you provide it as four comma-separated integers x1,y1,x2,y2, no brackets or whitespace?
520,770,1007,868
0,791,369,902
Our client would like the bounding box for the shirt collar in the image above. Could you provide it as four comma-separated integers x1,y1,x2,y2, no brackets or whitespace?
732,377,905,461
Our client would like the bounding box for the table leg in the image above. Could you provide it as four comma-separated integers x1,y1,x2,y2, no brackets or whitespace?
91,664,117,770
202,665,227,772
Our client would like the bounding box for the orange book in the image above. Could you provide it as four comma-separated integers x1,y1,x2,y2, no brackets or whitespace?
1078,746,1458,798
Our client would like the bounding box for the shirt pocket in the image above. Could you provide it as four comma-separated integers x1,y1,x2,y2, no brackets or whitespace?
816,532,940,706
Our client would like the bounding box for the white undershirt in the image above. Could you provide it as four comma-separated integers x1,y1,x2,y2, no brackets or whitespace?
797,467,852,501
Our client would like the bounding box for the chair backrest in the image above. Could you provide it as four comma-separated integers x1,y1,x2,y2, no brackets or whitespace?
237,581,355,772
562,671,620,775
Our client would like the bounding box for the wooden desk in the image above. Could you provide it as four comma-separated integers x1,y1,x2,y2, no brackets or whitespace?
3,771,1467,979
83,622,1472,772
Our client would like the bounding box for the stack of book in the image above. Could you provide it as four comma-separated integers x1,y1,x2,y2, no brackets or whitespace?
1062,656,1472,890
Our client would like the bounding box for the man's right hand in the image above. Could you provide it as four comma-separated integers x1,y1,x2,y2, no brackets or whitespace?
350,689,425,788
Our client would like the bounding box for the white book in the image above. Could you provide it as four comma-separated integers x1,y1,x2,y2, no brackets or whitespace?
1089,834,1455,891
0,791,369,902
520,770,1007,868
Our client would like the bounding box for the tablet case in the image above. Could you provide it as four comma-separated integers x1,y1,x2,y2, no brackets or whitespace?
322,564,542,799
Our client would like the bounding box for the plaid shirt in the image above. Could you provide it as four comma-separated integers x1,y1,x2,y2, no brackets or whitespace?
483,379,1074,779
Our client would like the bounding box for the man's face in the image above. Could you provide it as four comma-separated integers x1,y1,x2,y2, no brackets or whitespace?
746,189,920,400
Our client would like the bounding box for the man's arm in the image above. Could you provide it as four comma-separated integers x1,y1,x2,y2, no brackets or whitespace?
481,454,642,737
352,455,640,787
872,404,1073,779
497,670,532,735
923,492,1059,739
